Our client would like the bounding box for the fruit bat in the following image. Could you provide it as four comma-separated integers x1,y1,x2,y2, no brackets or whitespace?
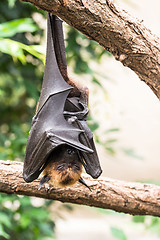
23,13,102,190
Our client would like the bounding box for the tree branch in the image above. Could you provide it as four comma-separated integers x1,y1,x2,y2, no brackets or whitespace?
1,160,160,217
21,0,160,100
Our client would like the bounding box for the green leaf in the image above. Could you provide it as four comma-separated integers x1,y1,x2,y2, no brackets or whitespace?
0,213,12,228
19,215,30,229
106,139,118,144
92,77,103,88
0,38,26,63
7,0,16,8
88,120,99,132
22,44,45,63
122,148,143,160
87,115,99,132
0,39,45,63
105,147,116,155
132,215,145,223
106,128,120,133
0,224,9,239
110,227,127,240
0,18,37,38
28,208,49,221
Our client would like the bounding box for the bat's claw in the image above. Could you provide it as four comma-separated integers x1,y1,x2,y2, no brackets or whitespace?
38,175,50,191
79,177,92,191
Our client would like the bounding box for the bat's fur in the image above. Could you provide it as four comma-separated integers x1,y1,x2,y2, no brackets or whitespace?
43,145,83,187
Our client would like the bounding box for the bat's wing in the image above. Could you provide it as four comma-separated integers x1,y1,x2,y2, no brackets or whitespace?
23,14,102,183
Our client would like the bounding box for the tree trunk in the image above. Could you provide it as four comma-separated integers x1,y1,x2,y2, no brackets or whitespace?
1,160,160,217
21,0,160,99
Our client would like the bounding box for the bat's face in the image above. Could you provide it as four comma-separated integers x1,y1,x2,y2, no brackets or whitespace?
42,145,83,187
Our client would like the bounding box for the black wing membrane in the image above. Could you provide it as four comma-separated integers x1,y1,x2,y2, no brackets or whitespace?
23,14,102,183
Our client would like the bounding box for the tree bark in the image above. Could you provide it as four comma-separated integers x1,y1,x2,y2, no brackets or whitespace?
21,0,160,100
1,160,160,217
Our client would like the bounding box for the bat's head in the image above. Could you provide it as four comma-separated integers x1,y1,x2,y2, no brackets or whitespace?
44,145,82,187
39,145,90,190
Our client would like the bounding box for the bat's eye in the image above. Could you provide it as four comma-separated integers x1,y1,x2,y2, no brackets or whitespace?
67,148,75,155
74,164,81,171
56,164,65,171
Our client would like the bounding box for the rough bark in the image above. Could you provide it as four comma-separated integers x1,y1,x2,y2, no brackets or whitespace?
1,160,160,217
21,0,160,100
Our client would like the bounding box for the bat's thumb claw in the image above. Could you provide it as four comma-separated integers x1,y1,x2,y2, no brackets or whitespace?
79,177,92,191
38,175,50,190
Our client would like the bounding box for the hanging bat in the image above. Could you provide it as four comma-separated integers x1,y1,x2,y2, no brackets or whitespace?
23,13,102,190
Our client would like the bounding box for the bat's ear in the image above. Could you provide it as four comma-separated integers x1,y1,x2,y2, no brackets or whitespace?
79,177,92,191
38,175,50,190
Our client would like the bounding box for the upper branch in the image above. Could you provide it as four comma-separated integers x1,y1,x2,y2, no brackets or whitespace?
1,160,160,217
21,0,160,99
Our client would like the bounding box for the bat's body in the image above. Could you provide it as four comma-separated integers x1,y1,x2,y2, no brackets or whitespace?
23,14,102,190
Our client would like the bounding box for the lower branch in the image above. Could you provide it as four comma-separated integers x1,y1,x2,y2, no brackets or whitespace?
1,160,160,217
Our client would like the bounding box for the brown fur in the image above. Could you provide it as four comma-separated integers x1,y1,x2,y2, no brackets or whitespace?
43,161,82,187
43,145,83,188
58,64,89,99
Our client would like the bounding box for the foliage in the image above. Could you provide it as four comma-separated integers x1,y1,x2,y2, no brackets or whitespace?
0,193,55,240
0,0,44,161
132,215,160,235
0,18,45,63
96,206,160,239
110,226,127,240
0,18,37,38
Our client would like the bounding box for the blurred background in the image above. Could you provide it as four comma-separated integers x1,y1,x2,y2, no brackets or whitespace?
0,0,160,239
